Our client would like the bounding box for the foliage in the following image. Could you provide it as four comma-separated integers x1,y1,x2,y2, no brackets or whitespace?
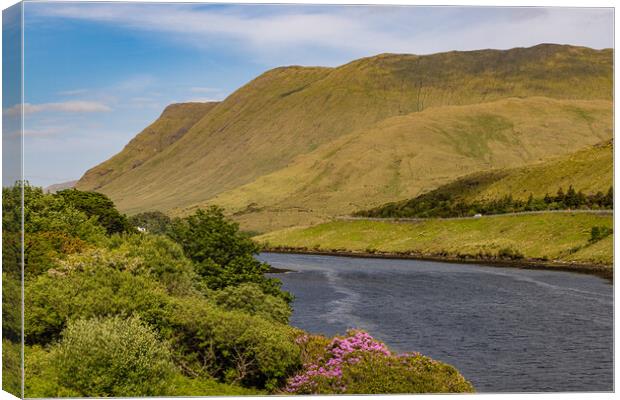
163,374,265,396
284,330,474,394
2,339,21,397
107,233,198,295
590,226,613,243
163,296,301,390
3,183,108,279
168,206,291,302
129,210,172,234
56,189,133,234
12,181,478,396
2,273,21,342
51,316,176,397
213,283,292,324
25,248,172,344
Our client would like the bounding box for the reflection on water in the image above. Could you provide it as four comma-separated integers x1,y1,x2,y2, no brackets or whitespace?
262,253,613,392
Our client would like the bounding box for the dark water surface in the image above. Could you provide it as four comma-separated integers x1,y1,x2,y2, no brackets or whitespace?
260,252,613,392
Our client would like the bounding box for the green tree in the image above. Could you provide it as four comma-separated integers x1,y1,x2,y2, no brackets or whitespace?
129,211,172,234
168,207,291,301
604,186,613,208
56,189,132,234
565,185,578,208
555,187,565,205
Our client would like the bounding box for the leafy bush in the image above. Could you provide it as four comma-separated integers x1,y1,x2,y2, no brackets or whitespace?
51,316,176,397
25,248,172,344
164,296,301,390
213,283,292,324
284,330,474,394
107,233,198,295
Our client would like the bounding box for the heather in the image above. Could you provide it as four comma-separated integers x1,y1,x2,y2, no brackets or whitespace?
285,330,474,394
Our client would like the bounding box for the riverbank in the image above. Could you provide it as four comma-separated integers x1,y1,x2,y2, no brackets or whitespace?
256,212,613,280
263,247,613,280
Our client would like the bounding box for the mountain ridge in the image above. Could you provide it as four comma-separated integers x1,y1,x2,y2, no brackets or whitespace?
75,44,613,232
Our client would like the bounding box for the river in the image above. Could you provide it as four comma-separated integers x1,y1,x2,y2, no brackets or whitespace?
260,252,613,392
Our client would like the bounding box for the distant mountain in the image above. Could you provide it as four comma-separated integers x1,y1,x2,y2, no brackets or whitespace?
44,180,77,193
75,44,613,232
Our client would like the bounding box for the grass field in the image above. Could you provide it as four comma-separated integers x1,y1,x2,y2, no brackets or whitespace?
257,212,613,268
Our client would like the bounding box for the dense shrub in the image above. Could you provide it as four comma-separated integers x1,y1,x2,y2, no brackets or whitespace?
51,316,176,397
284,330,474,394
164,296,301,390
213,283,292,324
20,186,107,243
4,183,107,279
25,249,172,344
107,233,198,295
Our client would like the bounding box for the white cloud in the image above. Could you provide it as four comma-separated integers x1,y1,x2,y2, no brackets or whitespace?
5,101,112,116
29,4,613,66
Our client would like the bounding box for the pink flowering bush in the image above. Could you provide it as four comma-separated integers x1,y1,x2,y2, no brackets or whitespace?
283,330,474,394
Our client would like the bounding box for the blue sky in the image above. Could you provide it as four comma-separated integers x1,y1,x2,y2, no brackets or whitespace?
13,2,614,187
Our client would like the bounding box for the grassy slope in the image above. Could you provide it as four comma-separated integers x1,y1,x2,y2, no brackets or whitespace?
75,45,612,222
77,102,219,190
206,97,611,232
256,213,613,267
473,140,613,200
357,140,613,217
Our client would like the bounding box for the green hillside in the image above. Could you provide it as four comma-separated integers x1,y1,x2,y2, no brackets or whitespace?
257,213,613,271
78,102,219,190
75,44,613,233
472,140,613,200
205,97,611,232
356,140,613,218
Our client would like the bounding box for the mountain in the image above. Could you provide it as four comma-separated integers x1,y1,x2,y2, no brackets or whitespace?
75,44,613,232
204,97,612,231
44,180,77,193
